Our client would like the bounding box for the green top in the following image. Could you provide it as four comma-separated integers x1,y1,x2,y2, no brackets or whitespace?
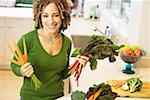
11,29,72,100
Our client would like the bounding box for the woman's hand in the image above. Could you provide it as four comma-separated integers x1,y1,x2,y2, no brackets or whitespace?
20,62,34,78
76,55,89,68
74,55,89,81
69,55,89,81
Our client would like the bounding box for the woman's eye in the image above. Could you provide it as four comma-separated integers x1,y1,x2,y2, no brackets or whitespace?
43,15,48,18
54,14,59,17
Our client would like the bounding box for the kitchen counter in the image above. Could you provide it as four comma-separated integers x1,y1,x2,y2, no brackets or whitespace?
58,56,150,100
69,57,150,92
57,94,150,100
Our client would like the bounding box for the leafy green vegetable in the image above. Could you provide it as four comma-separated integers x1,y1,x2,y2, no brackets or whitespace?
96,94,114,100
89,58,98,70
71,48,82,57
86,83,118,100
127,77,143,93
86,83,106,98
71,35,124,70
71,90,86,100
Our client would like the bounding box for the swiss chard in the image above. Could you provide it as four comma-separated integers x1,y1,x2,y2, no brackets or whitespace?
69,35,124,84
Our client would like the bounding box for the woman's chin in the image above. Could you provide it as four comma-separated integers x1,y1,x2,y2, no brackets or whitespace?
47,29,58,34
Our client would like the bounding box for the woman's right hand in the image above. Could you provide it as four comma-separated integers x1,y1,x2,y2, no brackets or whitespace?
20,62,34,78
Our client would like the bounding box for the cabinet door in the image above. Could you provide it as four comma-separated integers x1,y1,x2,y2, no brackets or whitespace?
0,17,5,65
3,18,34,65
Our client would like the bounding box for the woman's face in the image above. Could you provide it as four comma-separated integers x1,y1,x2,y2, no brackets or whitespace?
41,3,62,34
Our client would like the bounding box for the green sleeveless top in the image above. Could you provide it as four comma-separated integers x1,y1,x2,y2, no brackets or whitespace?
11,29,72,100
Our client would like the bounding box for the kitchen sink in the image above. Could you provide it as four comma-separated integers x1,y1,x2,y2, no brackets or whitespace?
71,35,92,48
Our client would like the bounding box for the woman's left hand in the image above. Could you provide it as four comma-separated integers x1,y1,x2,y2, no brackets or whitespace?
75,55,89,68
71,55,89,81
69,55,89,80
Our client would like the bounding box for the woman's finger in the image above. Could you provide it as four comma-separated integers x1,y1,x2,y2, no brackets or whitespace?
20,62,32,76
78,58,87,64
26,69,34,78
24,66,33,75
80,55,89,61
21,62,31,68
23,65,33,74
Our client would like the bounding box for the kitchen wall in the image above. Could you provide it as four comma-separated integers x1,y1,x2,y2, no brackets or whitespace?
128,0,150,57
97,0,150,67
99,0,149,57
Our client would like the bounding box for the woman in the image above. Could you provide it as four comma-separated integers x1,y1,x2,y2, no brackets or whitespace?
11,0,88,100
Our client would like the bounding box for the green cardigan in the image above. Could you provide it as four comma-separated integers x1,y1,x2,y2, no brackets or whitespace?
11,29,72,100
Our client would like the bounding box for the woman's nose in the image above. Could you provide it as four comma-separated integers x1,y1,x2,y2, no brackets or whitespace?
48,16,54,23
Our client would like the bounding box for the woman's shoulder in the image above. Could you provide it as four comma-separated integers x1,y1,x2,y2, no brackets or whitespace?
62,33,72,44
23,29,37,39
19,29,37,44
17,29,37,49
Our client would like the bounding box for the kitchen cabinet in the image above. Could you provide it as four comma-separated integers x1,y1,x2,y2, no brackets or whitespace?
0,18,5,65
0,17,34,65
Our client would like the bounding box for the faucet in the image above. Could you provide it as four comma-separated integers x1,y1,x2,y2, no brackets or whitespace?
92,27,105,35
93,26,118,44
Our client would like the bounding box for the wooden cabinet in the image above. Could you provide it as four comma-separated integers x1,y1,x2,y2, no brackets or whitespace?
0,17,34,66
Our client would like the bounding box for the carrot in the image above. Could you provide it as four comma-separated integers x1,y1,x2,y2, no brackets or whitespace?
113,80,128,89
88,87,103,100
113,76,142,88
13,40,24,65
3,38,42,90
23,37,28,62
7,43,22,65
1,56,21,66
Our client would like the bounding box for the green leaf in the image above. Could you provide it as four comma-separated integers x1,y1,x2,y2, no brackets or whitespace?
109,55,116,62
108,44,125,51
71,90,86,100
89,58,98,70
71,48,82,57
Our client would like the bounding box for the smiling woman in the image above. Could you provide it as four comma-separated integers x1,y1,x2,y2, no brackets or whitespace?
10,0,89,100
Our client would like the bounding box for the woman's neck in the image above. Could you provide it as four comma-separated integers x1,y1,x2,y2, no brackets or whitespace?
38,28,61,40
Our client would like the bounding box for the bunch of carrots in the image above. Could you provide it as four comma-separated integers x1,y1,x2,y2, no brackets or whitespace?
2,37,41,90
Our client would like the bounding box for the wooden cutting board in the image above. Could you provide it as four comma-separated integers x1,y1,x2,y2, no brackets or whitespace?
107,80,150,98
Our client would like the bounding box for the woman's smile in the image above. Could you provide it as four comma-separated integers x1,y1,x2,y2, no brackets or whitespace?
41,3,62,34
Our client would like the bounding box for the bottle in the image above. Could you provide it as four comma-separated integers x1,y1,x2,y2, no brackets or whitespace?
105,26,112,39
105,26,110,37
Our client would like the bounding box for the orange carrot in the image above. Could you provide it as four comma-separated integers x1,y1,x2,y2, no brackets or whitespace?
113,76,142,88
1,56,21,66
3,39,42,90
23,37,28,62
13,40,24,65
7,43,22,65
113,80,128,88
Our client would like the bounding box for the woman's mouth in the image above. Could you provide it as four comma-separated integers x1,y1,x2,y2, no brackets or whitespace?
47,24,57,29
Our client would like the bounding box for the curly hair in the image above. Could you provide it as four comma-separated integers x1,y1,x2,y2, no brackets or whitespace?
33,0,71,32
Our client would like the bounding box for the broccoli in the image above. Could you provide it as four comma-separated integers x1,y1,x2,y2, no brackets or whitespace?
127,78,143,93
